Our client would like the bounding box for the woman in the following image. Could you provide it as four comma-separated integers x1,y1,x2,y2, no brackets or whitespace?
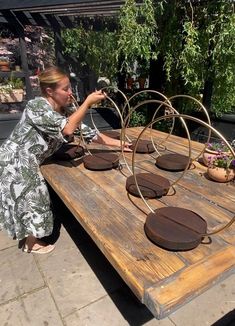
0,66,130,254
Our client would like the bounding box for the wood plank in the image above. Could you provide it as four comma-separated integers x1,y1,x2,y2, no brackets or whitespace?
138,159,235,212
71,160,165,222
41,162,186,300
40,127,235,320
145,245,235,319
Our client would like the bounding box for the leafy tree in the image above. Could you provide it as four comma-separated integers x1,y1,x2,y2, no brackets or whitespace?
61,23,119,82
117,0,159,75
154,0,235,116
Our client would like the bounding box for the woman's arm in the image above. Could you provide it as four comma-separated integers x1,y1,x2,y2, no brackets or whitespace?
93,133,132,152
62,90,105,136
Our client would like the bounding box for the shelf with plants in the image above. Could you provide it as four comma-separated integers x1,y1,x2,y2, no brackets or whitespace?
0,72,25,104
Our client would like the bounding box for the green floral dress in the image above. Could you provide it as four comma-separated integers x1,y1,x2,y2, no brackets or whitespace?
0,97,68,240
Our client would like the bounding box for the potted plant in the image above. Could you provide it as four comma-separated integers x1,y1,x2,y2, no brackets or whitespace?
0,55,10,71
207,153,235,183
0,75,24,103
136,60,149,89
202,141,231,166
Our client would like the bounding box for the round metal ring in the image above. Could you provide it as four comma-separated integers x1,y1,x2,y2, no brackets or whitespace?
132,113,235,237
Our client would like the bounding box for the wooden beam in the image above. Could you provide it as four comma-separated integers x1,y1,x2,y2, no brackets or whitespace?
14,11,32,26
30,12,50,27
58,15,74,28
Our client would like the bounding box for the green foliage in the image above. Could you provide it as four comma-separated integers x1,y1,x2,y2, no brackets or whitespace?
129,110,147,127
157,1,235,116
0,73,24,93
179,21,203,93
61,24,119,81
207,154,235,169
206,141,230,153
117,0,159,74
59,0,234,118
211,9,235,115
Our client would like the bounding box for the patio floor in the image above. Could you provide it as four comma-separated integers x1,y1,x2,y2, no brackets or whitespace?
0,189,234,326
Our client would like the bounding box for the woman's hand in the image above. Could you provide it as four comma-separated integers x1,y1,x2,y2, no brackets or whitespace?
122,142,133,152
84,90,106,107
93,133,132,152
63,90,106,136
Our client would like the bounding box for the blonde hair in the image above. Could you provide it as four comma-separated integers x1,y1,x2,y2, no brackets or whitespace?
39,66,68,95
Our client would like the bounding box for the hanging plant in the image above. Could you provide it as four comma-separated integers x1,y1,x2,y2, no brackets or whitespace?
117,0,159,75
156,1,235,116
61,22,119,81
179,21,203,94
210,7,235,115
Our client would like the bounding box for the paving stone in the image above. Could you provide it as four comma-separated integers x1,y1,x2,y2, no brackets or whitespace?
1,220,234,326
0,230,17,250
64,287,174,326
35,227,123,317
169,273,235,326
0,246,44,304
0,288,63,326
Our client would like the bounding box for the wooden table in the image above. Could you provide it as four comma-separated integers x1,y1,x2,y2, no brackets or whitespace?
41,127,235,319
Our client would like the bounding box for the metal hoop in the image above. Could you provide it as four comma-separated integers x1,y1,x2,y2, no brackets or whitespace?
101,85,131,118
132,113,235,237
90,94,124,133
150,95,211,158
131,113,192,212
121,99,186,175
90,87,132,158
68,94,91,154
149,95,211,160
125,99,177,156
168,95,211,160
122,89,173,134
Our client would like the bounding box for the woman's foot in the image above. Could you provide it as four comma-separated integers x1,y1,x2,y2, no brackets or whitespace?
23,235,55,254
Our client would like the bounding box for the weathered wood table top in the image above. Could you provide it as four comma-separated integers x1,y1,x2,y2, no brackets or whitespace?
41,127,235,319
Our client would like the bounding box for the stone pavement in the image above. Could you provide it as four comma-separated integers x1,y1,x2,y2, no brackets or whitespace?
0,194,234,326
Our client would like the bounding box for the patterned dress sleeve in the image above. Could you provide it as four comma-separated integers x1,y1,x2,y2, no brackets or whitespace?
25,98,68,141
75,122,99,144
65,105,98,143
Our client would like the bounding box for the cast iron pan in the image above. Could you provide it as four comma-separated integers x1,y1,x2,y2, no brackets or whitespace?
126,173,170,198
145,206,207,250
53,144,84,160
83,152,119,171
130,139,155,154
155,153,192,171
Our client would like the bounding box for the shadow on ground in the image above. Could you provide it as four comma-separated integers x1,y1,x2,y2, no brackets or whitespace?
47,185,155,326
211,309,235,326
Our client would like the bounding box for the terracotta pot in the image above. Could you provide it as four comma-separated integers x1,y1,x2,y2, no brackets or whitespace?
202,148,230,166
138,76,146,89
207,166,235,183
126,77,134,89
0,61,10,72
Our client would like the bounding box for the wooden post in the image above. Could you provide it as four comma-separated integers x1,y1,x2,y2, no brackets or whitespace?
18,29,33,100
45,14,65,67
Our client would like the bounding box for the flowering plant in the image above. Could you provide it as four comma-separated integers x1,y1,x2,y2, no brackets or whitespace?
0,75,23,94
207,153,235,169
205,141,230,153
0,55,9,62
